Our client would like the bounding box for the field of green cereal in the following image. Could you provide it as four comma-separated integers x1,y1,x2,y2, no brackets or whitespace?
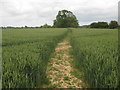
2,28,68,88
70,29,118,88
2,28,119,88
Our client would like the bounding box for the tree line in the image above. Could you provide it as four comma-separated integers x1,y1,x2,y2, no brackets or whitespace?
90,21,118,29
39,20,118,29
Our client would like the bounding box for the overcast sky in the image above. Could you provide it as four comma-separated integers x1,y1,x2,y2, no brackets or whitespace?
0,0,119,27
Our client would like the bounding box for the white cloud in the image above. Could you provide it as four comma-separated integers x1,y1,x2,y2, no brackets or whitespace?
0,0,119,26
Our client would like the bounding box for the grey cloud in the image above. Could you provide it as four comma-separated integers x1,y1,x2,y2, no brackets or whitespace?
0,0,119,26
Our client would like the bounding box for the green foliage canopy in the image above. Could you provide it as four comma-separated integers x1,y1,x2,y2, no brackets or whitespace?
109,21,118,29
90,22,109,28
53,10,79,28
40,24,52,28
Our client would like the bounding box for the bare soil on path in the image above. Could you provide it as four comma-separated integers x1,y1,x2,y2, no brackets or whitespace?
45,39,85,88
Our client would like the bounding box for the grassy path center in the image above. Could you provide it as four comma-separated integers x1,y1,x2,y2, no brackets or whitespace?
46,38,84,88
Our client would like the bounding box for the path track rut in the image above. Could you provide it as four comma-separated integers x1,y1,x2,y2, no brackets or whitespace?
46,39,83,88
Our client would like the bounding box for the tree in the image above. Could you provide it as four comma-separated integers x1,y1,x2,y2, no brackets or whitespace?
53,10,79,28
90,22,109,28
109,21,118,29
98,22,109,28
90,22,98,28
25,26,27,28
40,24,52,28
